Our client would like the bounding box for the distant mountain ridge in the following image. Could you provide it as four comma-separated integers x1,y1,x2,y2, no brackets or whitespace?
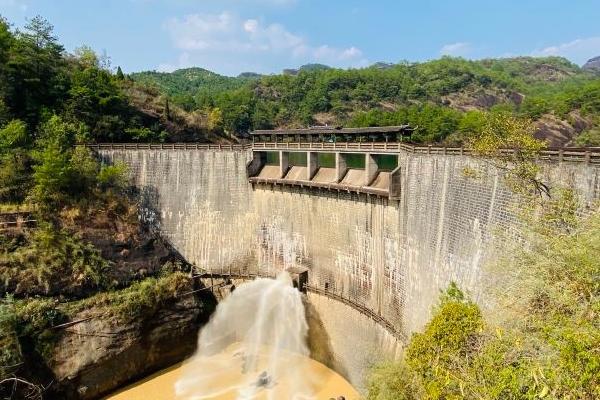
130,56,600,147
283,63,332,75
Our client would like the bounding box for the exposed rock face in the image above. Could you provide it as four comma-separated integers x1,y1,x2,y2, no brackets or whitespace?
583,56,600,71
441,85,524,111
534,111,592,147
46,282,215,400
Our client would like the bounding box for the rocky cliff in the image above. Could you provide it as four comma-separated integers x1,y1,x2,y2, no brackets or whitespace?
0,198,217,400
47,281,215,400
583,56,600,71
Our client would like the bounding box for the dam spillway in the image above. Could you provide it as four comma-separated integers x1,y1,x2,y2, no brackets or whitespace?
95,142,600,389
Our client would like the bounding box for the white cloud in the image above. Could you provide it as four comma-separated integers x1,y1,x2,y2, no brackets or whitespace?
440,42,472,57
532,37,600,65
160,12,367,75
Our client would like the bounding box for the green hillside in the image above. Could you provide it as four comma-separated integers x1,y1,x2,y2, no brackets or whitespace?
131,68,259,111
133,57,600,146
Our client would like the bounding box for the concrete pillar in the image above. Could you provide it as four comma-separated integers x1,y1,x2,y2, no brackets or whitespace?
365,153,378,186
246,151,266,178
336,152,348,182
280,151,289,178
307,152,318,180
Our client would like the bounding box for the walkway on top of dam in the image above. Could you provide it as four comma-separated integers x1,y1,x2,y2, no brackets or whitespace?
87,139,600,200
86,141,600,163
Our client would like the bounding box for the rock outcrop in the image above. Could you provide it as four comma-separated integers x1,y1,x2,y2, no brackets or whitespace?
46,280,216,399
583,56,600,71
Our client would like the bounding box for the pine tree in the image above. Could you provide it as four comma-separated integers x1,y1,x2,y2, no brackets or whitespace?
116,66,125,80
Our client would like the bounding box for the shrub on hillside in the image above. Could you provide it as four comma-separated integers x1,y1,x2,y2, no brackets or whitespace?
368,207,600,399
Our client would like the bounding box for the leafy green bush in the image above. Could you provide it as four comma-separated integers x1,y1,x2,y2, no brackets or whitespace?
97,161,128,191
124,127,167,142
0,225,112,297
368,208,600,400
574,127,600,146
0,120,28,150
65,272,191,321
368,284,485,400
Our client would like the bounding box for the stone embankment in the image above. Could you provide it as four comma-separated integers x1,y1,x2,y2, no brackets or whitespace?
48,283,214,400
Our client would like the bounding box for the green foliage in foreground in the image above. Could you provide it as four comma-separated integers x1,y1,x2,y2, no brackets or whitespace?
0,225,112,297
368,208,600,400
63,269,191,320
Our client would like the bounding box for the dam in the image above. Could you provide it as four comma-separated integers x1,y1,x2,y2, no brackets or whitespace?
93,127,600,390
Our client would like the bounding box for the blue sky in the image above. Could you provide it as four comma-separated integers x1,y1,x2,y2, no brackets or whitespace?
1,0,599,76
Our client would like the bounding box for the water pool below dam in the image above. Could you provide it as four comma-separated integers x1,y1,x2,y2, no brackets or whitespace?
97,144,599,391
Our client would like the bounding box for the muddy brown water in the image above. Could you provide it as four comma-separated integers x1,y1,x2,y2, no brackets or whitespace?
106,355,359,400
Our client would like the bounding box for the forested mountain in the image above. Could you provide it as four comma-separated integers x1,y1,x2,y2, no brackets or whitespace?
131,68,259,111
2,11,599,151
134,57,600,146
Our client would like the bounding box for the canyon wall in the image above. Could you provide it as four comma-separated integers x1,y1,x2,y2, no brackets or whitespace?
99,148,600,389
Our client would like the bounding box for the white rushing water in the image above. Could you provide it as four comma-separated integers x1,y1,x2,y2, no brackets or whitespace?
175,273,314,400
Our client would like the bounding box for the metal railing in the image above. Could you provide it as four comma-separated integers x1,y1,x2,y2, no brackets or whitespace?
85,142,600,164
84,143,251,151
306,285,404,341
168,269,404,340
251,142,600,163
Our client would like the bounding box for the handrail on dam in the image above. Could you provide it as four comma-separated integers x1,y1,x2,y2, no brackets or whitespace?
306,286,405,342
83,143,252,151
85,142,600,164
252,142,600,163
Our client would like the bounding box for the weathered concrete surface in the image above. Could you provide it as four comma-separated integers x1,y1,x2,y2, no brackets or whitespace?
99,148,600,390
312,167,337,183
284,165,308,181
306,292,401,387
369,171,390,190
257,165,280,179
340,168,366,186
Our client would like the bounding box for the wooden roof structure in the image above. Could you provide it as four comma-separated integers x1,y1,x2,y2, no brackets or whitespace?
251,125,416,136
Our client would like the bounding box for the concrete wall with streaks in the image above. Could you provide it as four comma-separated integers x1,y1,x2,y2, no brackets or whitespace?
99,148,599,389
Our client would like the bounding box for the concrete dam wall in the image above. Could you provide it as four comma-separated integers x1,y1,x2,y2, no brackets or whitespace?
98,148,599,389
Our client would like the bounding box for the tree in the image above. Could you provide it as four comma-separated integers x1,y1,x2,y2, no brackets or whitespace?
0,149,32,203
31,141,72,207
5,16,67,125
116,66,125,80
0,17,14,104
0,119,28,150
468,112,547,196
73,45,99,68
36,115,80,149
65,63,130,141
69,146,99,194
207,107,223,131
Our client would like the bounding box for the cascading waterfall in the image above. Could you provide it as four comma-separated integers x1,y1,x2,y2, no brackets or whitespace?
175,272,317,400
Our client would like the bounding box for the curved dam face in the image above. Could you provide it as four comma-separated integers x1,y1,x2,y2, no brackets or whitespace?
99,148,599,389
